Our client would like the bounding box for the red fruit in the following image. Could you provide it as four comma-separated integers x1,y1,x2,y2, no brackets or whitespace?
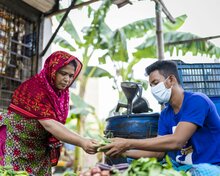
91,167,101,174
92,173,101,176
101,170,110,176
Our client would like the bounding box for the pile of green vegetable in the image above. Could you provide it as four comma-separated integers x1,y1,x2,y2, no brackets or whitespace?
0,166,28,176
112,156,191,176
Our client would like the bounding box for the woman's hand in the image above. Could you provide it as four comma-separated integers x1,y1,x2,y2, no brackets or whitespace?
81,139,99,154
99,138,130,157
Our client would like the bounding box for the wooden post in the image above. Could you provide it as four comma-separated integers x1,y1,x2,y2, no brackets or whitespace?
155,1,165,60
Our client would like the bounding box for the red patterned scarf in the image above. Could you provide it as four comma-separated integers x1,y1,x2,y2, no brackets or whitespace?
8,51,82,123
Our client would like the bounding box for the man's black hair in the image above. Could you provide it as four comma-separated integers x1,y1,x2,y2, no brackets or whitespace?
145,60,181,84
68,59,77,70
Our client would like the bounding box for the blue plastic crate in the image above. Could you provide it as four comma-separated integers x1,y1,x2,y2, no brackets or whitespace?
175,60,220,97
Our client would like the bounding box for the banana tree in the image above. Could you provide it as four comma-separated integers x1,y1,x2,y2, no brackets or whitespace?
97,14,189,83
56,0,220,100
82,0,220,106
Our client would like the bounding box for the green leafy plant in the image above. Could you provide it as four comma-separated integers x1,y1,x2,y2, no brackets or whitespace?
0,165,29,176
112,156,191,176
62,171,77,176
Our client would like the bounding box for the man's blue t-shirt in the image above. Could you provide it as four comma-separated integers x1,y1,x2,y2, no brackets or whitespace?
158,91,220,164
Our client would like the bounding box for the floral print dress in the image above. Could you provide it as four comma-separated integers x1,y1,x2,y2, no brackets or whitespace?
0,112,52,176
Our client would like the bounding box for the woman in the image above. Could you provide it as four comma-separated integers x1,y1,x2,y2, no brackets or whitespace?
0,51,98,175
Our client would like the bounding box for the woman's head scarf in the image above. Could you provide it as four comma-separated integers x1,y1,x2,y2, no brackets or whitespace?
8,51,82,123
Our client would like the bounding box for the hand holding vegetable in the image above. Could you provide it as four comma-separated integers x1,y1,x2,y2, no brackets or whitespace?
81,138,99,154
97,135,111,152
99,138,130,156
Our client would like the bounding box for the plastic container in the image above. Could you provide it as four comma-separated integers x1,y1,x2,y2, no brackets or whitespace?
175,60,220,97
105,113,159,139
104,112,160,165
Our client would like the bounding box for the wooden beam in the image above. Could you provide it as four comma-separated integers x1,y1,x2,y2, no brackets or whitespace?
22,0,56,13
45,0,99,17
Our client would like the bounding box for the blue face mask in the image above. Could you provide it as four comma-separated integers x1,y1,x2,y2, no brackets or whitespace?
151,78,172,104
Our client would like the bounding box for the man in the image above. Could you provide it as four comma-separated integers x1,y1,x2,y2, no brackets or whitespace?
100,60,220,166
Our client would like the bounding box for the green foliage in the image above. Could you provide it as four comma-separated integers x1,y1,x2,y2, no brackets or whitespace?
62,171,77,176
54,35,76,51
0,165,28,176
120,15,187,40
112,156,191,176
84,66,113,78
54,0,220,92
94,14,188,70
133,31,220,59
121,17,156,39
97,27,130,64
82,0,112,48
94,15,191,88
69,92,94,117
165,32,220,58
56,14,81,44
109,29,129,62
163,15,187,32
